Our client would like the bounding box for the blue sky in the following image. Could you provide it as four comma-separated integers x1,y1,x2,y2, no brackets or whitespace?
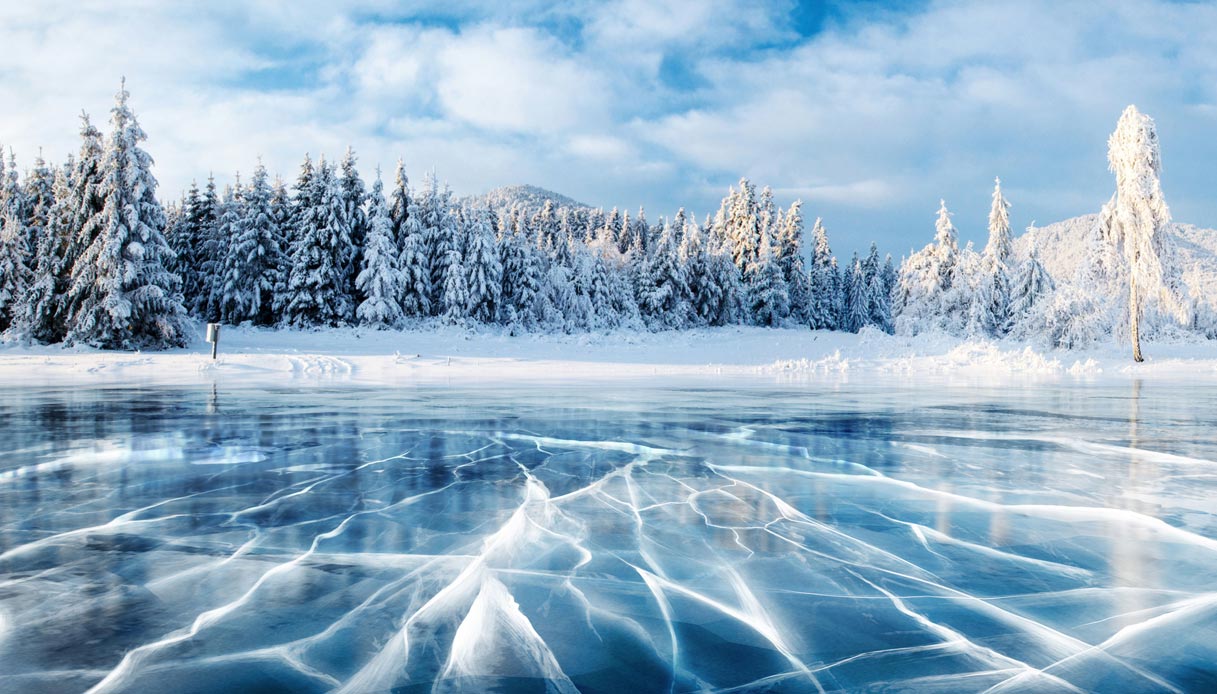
1,0,1215,255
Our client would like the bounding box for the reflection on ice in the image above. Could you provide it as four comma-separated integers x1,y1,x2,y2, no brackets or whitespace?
0,382,1216,693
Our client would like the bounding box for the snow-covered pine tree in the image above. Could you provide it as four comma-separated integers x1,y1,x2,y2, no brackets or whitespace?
339,147,367,310
948,242,992,337
267,177,292,323
440,248,469,326
0,151,32,332
274,154,316,321
498,225,539,331
637,218,690,329
0,206,32,333
167,182,200,289
893,200,959,335
532,199,558,253
397,186,431,319
806,218,839,330
388,159,408,243
775,200,810,324
933,199,959,289
1105,105,1190,361
282,157,354,327
187,175,222,318
746,229,790,327
22,153,55,244
219,162,283,325
464,207,502,323
57,115,107,328
14,160,74,342
416,173,459,315
981,177,1013,335
843,254,868,333
725,179,761,273
858,243,888,332
678,215,712,327
65,81,189,349
1007,233,1054,328
355,172,405,329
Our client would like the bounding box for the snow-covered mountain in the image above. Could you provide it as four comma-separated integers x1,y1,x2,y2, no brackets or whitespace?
1014,214,1217,302
460,184,589,212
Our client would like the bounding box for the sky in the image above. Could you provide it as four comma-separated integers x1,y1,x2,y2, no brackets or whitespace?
1,0,1215,256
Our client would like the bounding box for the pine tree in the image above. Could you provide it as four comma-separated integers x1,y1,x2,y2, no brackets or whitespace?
859,243,889,332
982,177,1013,336
57,114,107,330
65,81,189,349
498,227,541,331
282,157,354,327
0,151,31,332
398,191,431,319
775,201,810,324
440,249,469,325
190,174,222,319
678,215,711,327
355,172,405,329
807,218,838,330
219,162,283,325
844,254,869,333
1105,105,1189,361
0,212,32,333
637,218,690,329
167,182,200,299
339,147,367,310
417,173,457,315
14,160,74,342
388,159,410,251
1007,236,1055,326
746,231,790,327
893,200,959,335
464,207,502,323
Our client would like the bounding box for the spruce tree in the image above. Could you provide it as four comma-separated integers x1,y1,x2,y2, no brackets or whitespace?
339,147,367,309
189,175,222,318
464,207,502,323
219,162,283,325
388,159,410,251
58,115,107,329
355,173,405,329
807,218,839,330
0,152,31,332
982,177,1013,336
746,231,790,327
65,82,189,349
845,254,868,333
398,184,431,319
282,157,354,327
440,249,469,325
1007,237,1055,326
0,211,32,333
14,161,74,342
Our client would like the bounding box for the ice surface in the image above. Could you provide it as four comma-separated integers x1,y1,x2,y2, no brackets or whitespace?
1,381,1215,693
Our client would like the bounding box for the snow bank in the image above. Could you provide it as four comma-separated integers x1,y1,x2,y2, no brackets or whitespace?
0,322,1213,387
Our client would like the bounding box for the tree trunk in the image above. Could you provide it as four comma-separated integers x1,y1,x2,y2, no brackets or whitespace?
1130,275,1144,363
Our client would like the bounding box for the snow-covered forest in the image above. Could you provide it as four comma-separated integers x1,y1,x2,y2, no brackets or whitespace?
0,86,1210,352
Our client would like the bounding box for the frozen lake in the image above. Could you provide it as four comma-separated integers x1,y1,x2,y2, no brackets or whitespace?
1,381,1216,693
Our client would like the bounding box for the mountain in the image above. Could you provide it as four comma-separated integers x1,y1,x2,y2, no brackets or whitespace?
460,184,590,213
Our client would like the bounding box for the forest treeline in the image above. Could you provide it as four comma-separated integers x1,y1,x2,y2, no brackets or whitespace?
0,88,1202,357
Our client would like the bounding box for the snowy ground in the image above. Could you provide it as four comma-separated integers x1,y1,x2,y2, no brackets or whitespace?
1,323,1215,386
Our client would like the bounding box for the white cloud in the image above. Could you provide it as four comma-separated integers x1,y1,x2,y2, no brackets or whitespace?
1,0,1216,255
434,26,609,133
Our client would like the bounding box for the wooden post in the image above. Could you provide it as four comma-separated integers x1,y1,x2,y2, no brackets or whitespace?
206,323,221,360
